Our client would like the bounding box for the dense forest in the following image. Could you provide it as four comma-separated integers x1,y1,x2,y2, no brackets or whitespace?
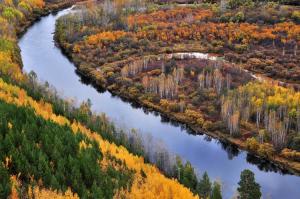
55,0,300,175
0,0,298,198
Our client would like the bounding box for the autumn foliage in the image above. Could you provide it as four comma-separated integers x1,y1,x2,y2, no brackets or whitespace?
0,77,199,198
54,1,300,175
87,31,128,45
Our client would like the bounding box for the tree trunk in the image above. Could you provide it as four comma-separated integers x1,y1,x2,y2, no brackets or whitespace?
256,110,261,129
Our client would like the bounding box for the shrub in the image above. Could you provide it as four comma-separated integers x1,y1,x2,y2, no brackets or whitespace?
234,44,248,53
197,118,204,127
128,86,139,97
191,96,200,106
257,143,275,158
185,109,203,120
228,0,253,9
232,11,245,22
203,121,213,130
160,99,170,109
169,102,181,112
2,7,23,22
246,137,259,151
281,148,300,161
292,11,300,22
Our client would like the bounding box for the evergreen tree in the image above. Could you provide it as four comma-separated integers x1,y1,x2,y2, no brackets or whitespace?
211,181,222,199
197,171,211,198
0,164,11,198
237,169,261,199
173,158,198,193
181,161,198,193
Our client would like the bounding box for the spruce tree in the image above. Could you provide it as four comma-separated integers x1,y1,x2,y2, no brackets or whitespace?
211,181,222,199
237,169,261,199
181,161,198,193
0,165,11,198
197,171,211,198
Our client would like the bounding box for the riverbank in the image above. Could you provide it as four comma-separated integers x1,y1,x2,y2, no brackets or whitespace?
89,79,300,176
54,33,300,176
17,1,75,37
53,2,300,175
14,1,76,71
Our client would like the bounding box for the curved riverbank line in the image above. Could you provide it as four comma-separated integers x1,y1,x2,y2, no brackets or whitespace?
19,4,300,199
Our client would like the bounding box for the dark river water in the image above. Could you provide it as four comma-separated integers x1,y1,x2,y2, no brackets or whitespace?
18,7,300,199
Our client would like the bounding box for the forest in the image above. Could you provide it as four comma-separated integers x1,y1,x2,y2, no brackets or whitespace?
0,0,299,198
55,0,300,175
0,0,214,198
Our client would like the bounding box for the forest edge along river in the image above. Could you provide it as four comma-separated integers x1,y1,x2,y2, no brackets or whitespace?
18,6,300,199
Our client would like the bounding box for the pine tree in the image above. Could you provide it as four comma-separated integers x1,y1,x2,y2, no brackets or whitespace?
0,164,11,198
211,181,222,199
197,171,211,198
237,169,261,199
181,161,198,193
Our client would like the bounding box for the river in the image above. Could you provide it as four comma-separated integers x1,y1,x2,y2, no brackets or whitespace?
18,7,300,199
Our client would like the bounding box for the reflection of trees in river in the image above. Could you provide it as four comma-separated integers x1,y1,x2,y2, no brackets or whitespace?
246,154,291,175
74,58,293,177
219,141,240,160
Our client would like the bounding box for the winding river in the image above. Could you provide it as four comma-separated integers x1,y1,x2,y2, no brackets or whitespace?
18,7,300,199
